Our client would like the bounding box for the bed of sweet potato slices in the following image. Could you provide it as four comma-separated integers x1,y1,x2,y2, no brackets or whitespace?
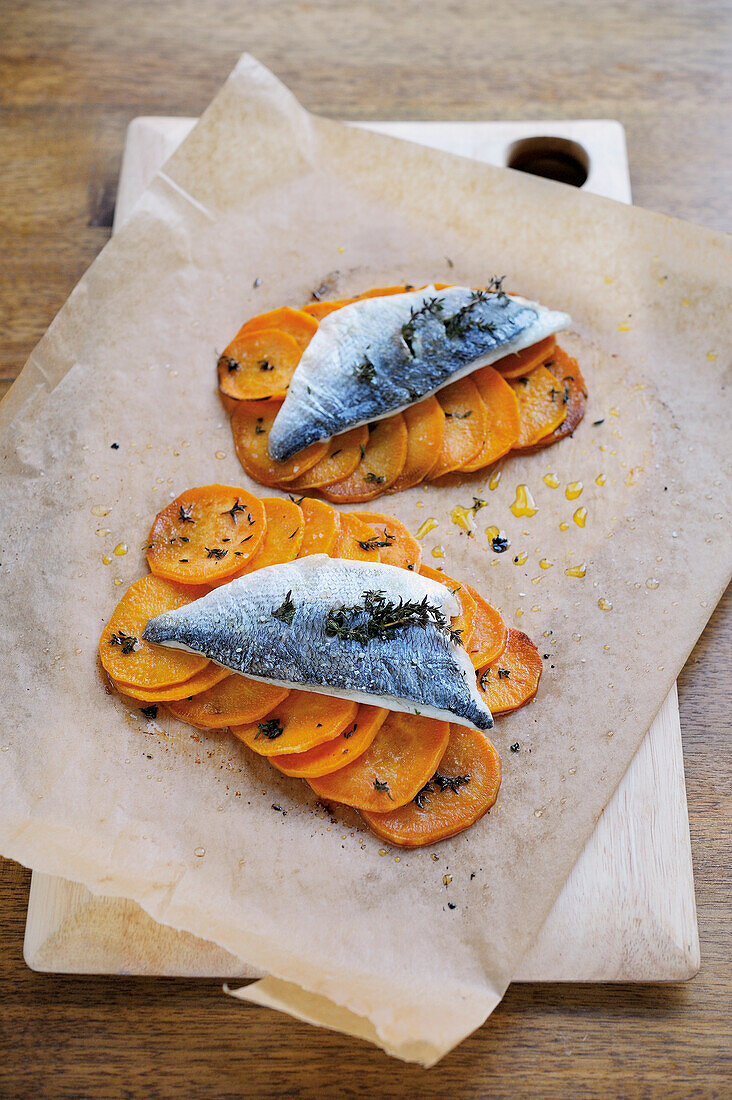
102,489,543,847
219,289,585,499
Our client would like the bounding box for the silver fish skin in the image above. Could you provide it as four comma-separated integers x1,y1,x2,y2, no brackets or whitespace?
268,284,571,461
142,555,494,731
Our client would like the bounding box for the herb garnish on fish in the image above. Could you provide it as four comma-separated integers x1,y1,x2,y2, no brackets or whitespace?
324,590,463,647
271,591,296,626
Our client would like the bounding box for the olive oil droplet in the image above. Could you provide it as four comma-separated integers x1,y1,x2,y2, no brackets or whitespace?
431,545,445,559
565,481,583,500
415,518,439,539
539,559,553,570
565,563,586,578
646,578,659,590
573,506,587,528
113,543,128,557
513,551,528,565
102,555,112,566
194,846,206,858
543,473,559,488
91,505,111,517
598,597,613,611
488,469,502,491
510,484,537,518
450,505,474,534
595,474,606,486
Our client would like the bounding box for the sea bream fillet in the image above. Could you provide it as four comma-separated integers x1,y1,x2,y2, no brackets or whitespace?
143,555,494,731
268,283,571,461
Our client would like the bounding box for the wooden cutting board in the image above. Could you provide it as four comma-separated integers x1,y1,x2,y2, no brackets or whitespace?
24,118,699,983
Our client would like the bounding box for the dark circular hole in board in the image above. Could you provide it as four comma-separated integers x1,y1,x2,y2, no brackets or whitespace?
506,137,590,188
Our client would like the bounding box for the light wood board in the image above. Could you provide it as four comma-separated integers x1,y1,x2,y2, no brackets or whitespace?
24,117,699,983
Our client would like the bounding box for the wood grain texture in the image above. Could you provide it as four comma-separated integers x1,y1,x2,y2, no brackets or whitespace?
1,2,729,1095
22,115,698,985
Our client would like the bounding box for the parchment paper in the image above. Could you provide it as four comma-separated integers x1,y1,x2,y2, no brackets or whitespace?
1,56,730,1065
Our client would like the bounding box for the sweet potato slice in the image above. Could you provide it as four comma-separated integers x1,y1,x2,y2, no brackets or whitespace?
429,376,488,478
523,348,587,451
269,704,388,778
351,511,422,571
298,497,341,556
301,299,354,320
218,329,302,402
476,628,542,714
321,414,408,503
361,725,501,847
113,662,229,703
146,485,266,585
99,575,209,689
167,674,289,730
239,307,318,350
206,496,305,588
461,583,508,669
493,335,556,379
418,564,476,658
334,512,381,562
308,712,450,811
388,396,445,493
461,366,520,472
231,690,358,757
231,400,330,486
288,426,369,491
509,365,568,448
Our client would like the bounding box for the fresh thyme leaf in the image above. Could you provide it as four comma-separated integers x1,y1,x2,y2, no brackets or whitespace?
363,472,385,484
471,497,488,513
324,589,462,647
359,444,366,460
343,724,357,740
178,504,195,524
288,494,305,506
255,718,284,740
354,355,376,384
414,780,434,809
205,547,228,560
253,276,262,288
444,410,472,419
479,667,490,690
259,359,274,372
272,590,296,626
108,631,138,655
434,772,471,793
287,528,300,540
218,354,239,373
254,417,265,435
357,529,396,551
497,667,511,679
400,296,444,356
593,418,605,426
221,499,249,523
549,386,559,402
373,779,393,800
563,382,571,404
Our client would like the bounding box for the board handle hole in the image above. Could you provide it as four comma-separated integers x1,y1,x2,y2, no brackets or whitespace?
506,137,589,188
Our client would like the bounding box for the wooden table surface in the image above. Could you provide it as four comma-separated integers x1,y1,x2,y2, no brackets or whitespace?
1,2,730,1095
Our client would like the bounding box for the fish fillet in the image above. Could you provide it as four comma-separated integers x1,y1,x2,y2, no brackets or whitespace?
143,555,494,731
268,284,571,460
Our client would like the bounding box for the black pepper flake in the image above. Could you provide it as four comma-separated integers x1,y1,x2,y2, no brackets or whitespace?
447,902,456,910
470,872,476,880
179,558,189,563
110,442,119,450
491,535,510,554
253,277,262,288
271,803,283,812
593,419,605,426
510,742,520,752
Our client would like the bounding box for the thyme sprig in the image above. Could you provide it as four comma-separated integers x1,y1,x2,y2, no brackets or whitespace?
400,296,444,356
272,591,296,626
205,547,228,560
178,505,195,524
357,529,396,551
218,354,239,373
221,499,250,523
353,355,376,384
255,718,284,740
414,771,471,807
108,631,138,654
324,589,463,647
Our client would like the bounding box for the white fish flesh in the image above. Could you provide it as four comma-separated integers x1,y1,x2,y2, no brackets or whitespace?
268,284,571,460
143,555,494,731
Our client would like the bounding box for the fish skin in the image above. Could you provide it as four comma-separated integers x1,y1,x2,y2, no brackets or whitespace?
143,555,494,731
268,285,571,461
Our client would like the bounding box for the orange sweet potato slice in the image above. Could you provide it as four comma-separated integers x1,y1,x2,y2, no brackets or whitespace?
231,400,330,486
523,348,587,451
231,690,358,757
288,425,369,491
493,335,556,379
269,704,389,778
334,512,381,562
100,575,209,689
298,497,341,556
429,376,488,479
239,307,318,350
146,485,266,585
167,674,289,730
361,725,501,847
351,511,422,571
388,396,445,493
218,329,302,402
418,564,476,659
301,299,354,320
206,496,305,588
476,628,542,714
461,366,520,472
308,712,450,812
321,415,408,503
113,662,229,703
509,365,568,448
461,583,508,669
